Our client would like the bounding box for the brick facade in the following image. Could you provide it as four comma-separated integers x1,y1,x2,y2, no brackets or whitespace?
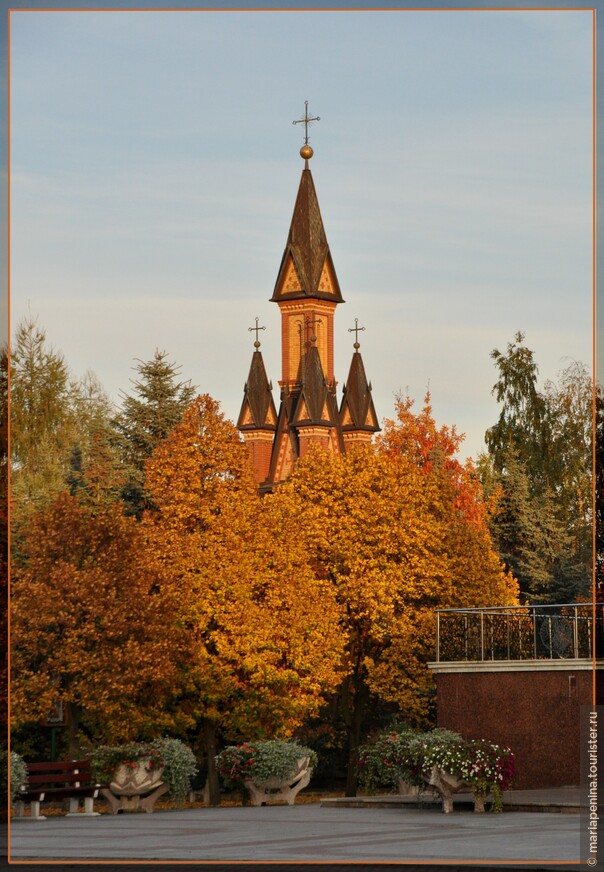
430,661,598,789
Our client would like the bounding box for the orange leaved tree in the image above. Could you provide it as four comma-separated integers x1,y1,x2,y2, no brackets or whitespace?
10,492,184,753
269,426,517,795
143,395,344,805
377,393,518,606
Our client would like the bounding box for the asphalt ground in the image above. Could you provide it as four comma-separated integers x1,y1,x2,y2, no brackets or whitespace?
7,799,584,869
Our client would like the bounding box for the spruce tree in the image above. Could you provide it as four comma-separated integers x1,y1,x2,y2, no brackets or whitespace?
112,350,196,516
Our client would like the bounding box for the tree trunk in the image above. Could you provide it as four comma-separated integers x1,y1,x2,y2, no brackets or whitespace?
202,719,221,807
345,739,359,797
341,674,366,797
67,702,80,758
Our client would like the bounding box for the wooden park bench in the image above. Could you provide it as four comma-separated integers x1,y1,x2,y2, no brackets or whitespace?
14,759,106,820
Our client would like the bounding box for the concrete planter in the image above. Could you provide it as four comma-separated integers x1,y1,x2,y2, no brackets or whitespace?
244,756,312,806
425,765,487,814
397,778,420,797
101,759,169,814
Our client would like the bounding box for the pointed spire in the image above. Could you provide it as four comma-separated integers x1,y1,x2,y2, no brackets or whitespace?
236,334,277,431
340,346,380,434
271,169,344,303
296,345,329,424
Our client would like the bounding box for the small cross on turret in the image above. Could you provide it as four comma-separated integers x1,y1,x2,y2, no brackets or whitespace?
348,318,365,351
293,101,320,162
248,317,266,349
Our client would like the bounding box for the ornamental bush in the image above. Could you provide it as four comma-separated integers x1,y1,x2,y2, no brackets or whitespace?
216,740,317,790
152,738,197,805
89,741,165,783
357,727,515,811
0,751,28,806
89,738,197,806
405,729,468,778
357,725,419,791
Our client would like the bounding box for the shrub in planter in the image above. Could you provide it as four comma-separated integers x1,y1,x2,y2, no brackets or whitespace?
90,738,197,806
357,727,515,812
0,751,28,808
458,739,516,812
152,738,197,805
406,730,515,812
405,729,468,779
357,726,420,792
216,740,317,790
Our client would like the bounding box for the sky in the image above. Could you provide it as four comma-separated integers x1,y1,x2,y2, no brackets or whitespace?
9,8,593,461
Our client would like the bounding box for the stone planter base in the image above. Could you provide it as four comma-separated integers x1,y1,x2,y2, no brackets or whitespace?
100,760,169,815
244,758,312,806
397,779,420,797
425,766,489,814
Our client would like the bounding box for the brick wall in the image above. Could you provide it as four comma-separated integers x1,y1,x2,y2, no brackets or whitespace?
432,663,594,789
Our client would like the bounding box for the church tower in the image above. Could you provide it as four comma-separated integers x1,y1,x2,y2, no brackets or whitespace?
238,104,379,490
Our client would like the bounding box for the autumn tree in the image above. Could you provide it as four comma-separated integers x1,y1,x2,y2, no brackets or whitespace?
0,346,7,747
378,392,516,606
11,493,184,755
597,384,604,601
10,317,78,518
10,317,117,551
269,424,516,796
143,395,344,805
112,350,196,516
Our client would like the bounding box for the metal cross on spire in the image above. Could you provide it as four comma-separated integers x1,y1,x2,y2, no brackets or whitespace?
248,317,266,349
348,318,365,351
293,101,320,146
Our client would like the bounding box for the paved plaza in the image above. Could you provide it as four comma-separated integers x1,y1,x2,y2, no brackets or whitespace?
8,801,582,868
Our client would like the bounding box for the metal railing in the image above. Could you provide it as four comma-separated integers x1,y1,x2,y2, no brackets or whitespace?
435,603,603,662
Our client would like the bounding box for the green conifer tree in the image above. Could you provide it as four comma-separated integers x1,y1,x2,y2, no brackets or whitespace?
112,350,196,516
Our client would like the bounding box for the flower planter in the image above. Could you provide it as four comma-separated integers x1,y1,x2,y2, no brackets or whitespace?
100,759,169,814
424,766,487,814
244,756,312,806
397,778,420,797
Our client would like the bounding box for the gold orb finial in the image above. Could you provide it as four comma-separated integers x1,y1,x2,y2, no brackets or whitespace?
293,102,320,161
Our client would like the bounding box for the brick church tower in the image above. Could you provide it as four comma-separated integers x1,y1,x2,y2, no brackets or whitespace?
237,105,379,491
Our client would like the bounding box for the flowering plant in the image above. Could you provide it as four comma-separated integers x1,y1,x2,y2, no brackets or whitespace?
90,738,197,806
90,741,165,783
357,725,420,791
406,729,469,778
216,740,317,790
458,739,516,812
215,742,257,790
357,727,515,811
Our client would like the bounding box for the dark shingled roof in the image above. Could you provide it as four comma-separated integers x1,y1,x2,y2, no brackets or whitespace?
236,350,277,431
271,168,344,303
340,351,380,433
297,345,330,424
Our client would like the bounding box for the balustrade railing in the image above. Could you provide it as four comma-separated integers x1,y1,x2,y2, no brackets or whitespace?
435,603,603,662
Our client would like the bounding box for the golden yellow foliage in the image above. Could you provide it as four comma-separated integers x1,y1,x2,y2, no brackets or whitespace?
143,396,344,742
268,439,517,791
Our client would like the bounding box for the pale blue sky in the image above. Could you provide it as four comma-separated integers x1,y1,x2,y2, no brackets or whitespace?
9,9,592,460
